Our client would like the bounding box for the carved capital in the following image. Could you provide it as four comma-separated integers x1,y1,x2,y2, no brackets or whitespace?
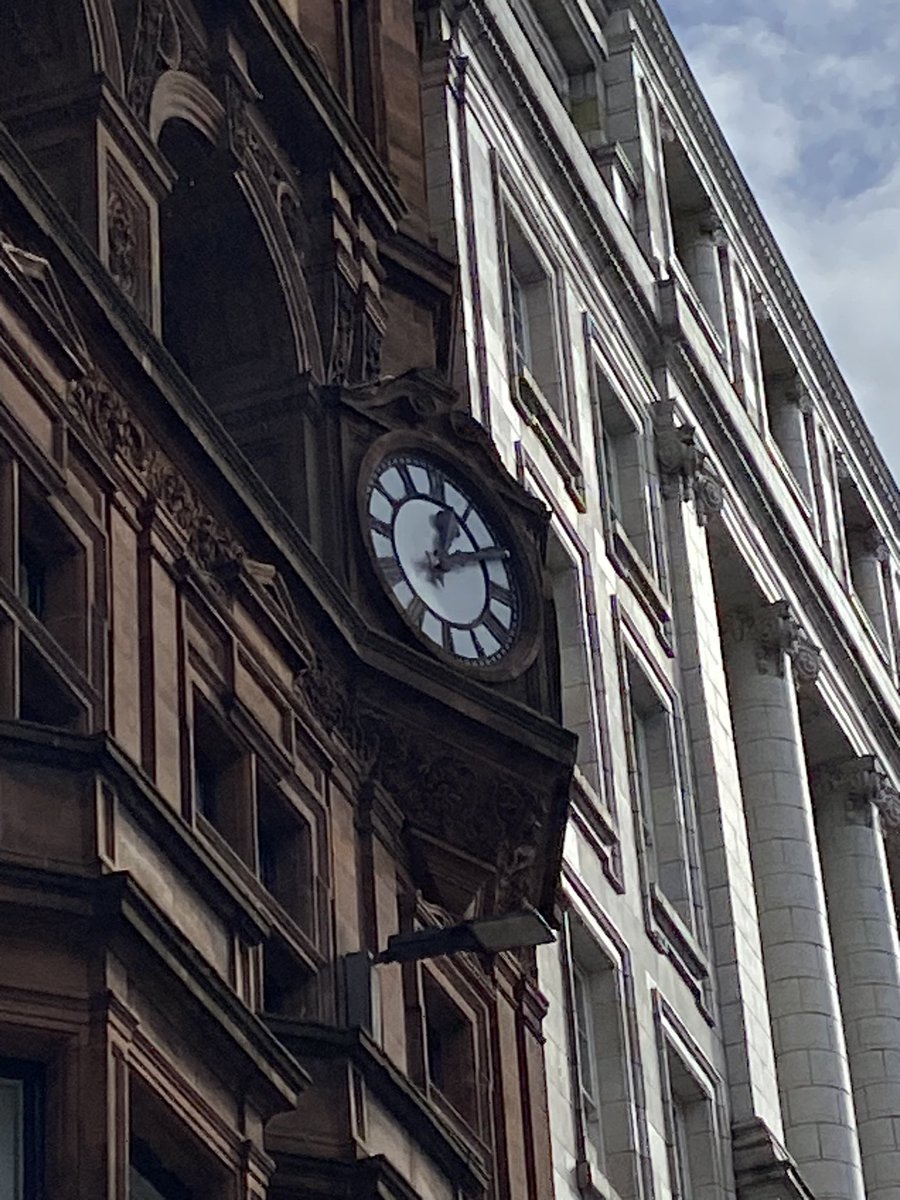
858,524,889,561
815,755,900,829
725,600,819,681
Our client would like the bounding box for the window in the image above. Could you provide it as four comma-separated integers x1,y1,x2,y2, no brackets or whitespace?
565,918,639,1199
663,1044,719,1200
504,211,565,420
0,460,92,730
423,974,478,1126
130,1079,226,1200
191,694,253,865
548,534,603,795
256,777,314,933
0,1060,42,1200
594,370,655,569
17,489,88,666
627,656,695,928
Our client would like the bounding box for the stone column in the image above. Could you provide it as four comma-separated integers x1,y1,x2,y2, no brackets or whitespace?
814,757,900,1200
652,408,786,1155
847,528,892,652
724,601,865,1200
767,375,815,504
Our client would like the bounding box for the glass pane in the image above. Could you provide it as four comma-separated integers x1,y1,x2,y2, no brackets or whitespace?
0,1077,23,1200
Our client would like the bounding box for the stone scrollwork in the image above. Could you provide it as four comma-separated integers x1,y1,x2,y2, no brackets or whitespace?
67,371,244,576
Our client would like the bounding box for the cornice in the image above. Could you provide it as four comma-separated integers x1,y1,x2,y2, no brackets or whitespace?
621,0,900,521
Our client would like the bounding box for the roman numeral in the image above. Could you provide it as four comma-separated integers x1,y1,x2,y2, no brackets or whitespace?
397,462,416,496
470,629,487,659
442,621,454,652
377,557,404,586
369,516,393,539
489,581,513,606
483,609,511,643
427,467,445,503
406,594,426,629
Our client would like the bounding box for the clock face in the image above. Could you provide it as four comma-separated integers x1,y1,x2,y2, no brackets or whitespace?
363,452,521,666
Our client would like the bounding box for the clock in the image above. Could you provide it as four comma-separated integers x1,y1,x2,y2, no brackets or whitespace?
361,450,523,667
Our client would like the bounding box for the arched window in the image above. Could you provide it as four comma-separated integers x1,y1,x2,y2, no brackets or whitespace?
158,118,300,420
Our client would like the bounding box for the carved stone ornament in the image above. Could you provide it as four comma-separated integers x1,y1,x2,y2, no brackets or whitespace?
858,524,890,562
652,401,724,524
726,599,820,681
68,372,244,575
107,189,138,298
128,0,183,119
293,653,546,910
815,755,900,830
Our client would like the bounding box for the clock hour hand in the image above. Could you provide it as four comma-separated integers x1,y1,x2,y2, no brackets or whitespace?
441,547,510,569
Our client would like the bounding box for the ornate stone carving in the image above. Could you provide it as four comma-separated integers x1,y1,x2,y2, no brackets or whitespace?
107,189,137,298
68,371,244,575
652,400,724,525
106,158,151,320
293,660,547,911
68,372,149,471
128,0,182,119
858,524,889,561
815,755,900,829
726,600,820,682
756,600,802,677
328,274,355,384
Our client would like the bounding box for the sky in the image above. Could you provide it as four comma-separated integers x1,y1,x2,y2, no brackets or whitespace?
661,0,900,486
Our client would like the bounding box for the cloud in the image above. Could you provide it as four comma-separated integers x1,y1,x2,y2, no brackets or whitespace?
663,2,900,482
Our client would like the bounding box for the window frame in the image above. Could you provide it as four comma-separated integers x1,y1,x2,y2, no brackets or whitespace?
0,1058,43,1200
613,600,710,1004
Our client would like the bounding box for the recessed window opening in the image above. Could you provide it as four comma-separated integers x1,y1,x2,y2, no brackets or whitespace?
130,1080,226,1200
627,657,693,926
757,314,813,500
0,1059,43,1200
595,373,654,568
256,777,314,933
839,475,891,648
567,919,639,1198
262,939,316,1019
19,641,84,731
18,491,87,666
664,1046,717,1200
423,975,477,1126
504,212,565,420
191,695,252,864
661,135,726,341
548,534,601,794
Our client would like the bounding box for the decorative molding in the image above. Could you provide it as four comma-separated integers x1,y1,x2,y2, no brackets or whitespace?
67,370,244,574
106,157,151,321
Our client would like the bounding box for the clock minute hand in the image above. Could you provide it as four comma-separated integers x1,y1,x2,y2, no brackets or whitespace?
442,547,510,569
433,508,460,555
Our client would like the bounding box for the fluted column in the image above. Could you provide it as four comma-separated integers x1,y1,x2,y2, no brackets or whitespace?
848,528,892,652
724,601,865,1200
814,757,900,1200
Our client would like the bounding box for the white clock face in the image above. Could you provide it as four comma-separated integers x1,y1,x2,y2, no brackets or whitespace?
364,453,521,665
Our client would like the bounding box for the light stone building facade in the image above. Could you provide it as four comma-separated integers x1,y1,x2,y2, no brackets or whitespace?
420,2,900,1199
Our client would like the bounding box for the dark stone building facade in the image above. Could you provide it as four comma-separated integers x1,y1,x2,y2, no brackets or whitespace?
0,3,575,1197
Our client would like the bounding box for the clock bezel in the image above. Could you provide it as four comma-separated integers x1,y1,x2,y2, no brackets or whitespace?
358,432,543,681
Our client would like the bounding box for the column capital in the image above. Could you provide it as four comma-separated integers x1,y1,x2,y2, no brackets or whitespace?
815,755,900,828
725,600,821,682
